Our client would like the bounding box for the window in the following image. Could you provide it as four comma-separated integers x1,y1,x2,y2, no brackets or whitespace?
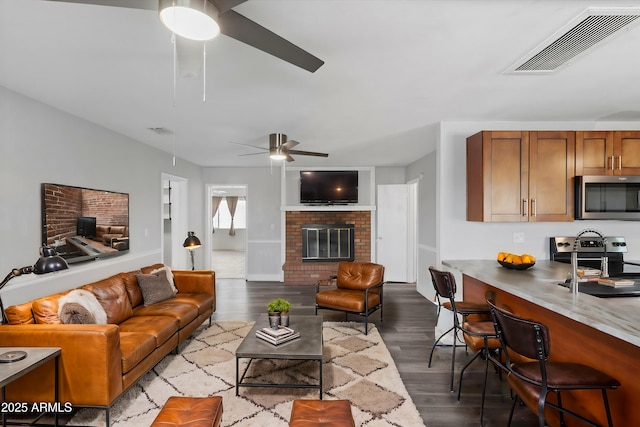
213,197,246,230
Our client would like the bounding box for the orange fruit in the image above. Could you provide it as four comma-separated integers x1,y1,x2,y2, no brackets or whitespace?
504,254,515,263
521,254,535,264
497,252,509,261
511,255,523,264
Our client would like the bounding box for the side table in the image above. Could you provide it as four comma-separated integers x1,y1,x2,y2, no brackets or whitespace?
0,347,61,427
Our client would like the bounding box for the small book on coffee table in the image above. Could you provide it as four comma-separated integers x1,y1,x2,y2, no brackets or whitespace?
256,327,300,345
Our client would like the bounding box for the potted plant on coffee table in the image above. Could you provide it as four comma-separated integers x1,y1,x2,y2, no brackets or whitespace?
267,298,292,328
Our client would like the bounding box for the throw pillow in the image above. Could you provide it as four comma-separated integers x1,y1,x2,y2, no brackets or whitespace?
136,272,176,306
59,302,96,324
57,289,108,324
150,266,178,294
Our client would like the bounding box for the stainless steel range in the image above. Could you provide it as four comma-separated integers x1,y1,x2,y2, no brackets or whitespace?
550,236,640,297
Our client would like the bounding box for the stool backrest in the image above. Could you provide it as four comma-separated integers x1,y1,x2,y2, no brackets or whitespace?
336,262,384,291
489,301,550,364
428,267,457,301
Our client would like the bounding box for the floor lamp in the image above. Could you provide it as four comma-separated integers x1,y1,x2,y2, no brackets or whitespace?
183,231,202,270
0,246,68,361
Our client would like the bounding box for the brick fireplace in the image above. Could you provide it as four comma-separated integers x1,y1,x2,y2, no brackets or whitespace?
283,210,371,285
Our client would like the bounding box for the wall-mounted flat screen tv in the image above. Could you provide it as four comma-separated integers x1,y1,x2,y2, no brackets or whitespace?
41,183,129,264
300,170,358,205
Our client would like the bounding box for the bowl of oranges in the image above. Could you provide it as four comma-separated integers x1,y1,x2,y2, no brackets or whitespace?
497,252,536,270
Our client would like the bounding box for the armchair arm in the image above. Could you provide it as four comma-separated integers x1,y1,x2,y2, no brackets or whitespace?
316,275,337,293
0,324,122,406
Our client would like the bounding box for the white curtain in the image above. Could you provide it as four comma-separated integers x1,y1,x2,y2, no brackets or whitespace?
226,196,239,236
211,196,222,234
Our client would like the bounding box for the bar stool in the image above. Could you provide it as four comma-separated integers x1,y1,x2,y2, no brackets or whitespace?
427,267,491,391
488,302,620,427
457,320,502,426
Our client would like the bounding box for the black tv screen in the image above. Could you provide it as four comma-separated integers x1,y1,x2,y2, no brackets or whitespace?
300,171,358,204
77,216,97,238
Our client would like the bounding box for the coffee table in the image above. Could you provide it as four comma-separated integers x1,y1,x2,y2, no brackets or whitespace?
236,314,324,398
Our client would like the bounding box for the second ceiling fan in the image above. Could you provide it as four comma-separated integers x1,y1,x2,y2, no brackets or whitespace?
233,134,329,162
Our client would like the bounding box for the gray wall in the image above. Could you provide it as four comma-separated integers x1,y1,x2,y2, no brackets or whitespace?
0,87,204,306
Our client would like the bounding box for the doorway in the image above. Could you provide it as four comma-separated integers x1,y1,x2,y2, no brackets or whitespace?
161,173,190,270
376,182,418,283
206,185,247,279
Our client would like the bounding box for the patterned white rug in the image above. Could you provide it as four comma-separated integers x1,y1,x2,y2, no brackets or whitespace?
68,320,426,427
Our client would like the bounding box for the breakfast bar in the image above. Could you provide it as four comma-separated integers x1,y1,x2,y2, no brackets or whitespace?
444,259,640,426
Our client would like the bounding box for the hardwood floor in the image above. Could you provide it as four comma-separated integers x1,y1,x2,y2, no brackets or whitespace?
212,279,539,427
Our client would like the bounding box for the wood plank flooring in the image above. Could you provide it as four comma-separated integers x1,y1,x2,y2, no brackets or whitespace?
212,279,539,427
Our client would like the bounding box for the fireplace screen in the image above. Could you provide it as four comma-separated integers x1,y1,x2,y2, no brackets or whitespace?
302,224,355,262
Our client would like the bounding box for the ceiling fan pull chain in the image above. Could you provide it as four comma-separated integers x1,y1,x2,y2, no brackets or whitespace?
171,30,177,166
203,42,206,103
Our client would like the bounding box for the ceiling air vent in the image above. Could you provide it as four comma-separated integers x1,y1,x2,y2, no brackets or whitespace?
148,127,174,135
505,7,640,74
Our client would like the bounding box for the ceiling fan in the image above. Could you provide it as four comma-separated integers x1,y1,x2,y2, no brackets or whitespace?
46,0,325,73
231,133,329,162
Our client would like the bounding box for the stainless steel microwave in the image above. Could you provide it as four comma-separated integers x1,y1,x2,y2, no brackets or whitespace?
575,175,640,220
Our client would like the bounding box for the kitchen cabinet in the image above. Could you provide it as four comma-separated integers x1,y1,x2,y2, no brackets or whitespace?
576,130,640,175
467,130,574,222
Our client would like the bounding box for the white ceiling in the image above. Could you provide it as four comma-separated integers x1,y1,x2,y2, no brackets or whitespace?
3,0,640,167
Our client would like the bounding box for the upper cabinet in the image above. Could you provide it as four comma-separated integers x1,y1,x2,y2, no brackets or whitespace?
576,131,640,176
467,130,574,222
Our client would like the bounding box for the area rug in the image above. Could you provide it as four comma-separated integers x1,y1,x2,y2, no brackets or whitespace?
68,320,426,427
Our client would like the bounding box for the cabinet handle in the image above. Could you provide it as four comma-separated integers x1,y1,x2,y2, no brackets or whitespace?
531,199,537,217
618,155,622,170
522,199,528,216
610,156,615,171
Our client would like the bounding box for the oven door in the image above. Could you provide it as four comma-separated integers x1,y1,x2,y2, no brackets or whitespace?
576,175,640,220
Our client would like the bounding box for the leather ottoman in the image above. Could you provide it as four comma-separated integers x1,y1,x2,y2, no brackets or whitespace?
289,399,355,427
150,396,223,427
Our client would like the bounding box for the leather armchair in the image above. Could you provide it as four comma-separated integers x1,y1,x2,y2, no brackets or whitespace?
315,261,385,335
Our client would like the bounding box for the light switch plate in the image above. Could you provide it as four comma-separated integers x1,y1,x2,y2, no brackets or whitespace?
513,232,525,243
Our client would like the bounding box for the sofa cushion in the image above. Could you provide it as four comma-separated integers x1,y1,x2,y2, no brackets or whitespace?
57,289,108,324
31,291,70,324
172,294,215,315
119,316,179,348
136,272,176,306
4,302,35,325
82,274,133,324
119,331,157,374
132,301,198,328
121,270,143,308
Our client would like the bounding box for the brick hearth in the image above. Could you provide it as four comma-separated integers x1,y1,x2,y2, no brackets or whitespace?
283,210,371,285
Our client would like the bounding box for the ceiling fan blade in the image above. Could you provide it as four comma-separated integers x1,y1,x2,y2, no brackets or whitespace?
237,152,266,157
211,0,248,14
46,0,156,10
285,153,295,162
217,10,324,73
287,149,329,158
282,140,299,150
228,141,269,150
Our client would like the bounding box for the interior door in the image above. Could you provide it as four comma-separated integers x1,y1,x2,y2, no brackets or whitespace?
377,184,409,282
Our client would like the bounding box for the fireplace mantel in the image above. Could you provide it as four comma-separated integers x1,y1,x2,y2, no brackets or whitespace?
282,205,375,212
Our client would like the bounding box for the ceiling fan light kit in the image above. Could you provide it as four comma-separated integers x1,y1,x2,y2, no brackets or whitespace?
159,0,220,41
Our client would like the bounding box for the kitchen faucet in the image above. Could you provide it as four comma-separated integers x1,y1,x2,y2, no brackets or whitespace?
570,229,609,294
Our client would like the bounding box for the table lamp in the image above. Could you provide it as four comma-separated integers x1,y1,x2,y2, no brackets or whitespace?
0,246,68,361
183,231,202,270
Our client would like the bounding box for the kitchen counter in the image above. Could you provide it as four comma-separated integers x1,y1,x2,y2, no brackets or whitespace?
443,259,639,426
443,259,640,347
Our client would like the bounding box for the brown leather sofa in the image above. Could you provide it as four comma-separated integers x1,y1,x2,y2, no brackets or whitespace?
0,263,215,423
